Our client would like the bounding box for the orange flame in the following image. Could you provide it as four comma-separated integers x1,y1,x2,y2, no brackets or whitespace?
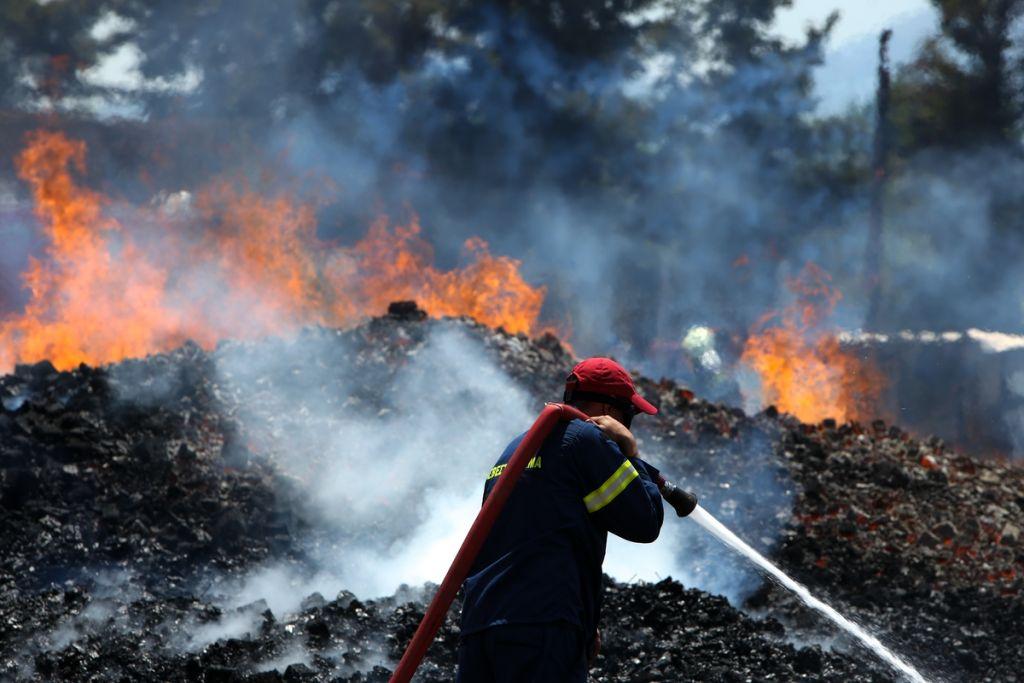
0,131,187,370
740,263,881,424
0,131,549,371
340,221,544,334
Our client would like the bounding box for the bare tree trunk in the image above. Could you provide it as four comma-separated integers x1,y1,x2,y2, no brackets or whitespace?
865,30,892,330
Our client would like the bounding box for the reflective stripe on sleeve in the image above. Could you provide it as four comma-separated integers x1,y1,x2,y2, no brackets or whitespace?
583,459,639,513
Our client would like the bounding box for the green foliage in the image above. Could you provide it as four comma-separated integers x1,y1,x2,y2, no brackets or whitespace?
891,0,1024,152
0,0,110,106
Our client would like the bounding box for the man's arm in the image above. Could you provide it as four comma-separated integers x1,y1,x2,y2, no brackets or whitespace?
572,422,664,543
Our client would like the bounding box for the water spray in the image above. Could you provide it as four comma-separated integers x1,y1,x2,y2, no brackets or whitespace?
660,468,928,681
689,505,930,683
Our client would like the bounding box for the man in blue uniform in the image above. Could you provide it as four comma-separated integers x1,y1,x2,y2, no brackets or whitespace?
457,357,665,682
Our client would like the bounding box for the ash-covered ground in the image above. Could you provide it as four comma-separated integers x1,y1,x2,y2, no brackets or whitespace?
1,302,1022,682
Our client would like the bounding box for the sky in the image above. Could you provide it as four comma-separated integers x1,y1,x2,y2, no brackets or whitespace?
773,0,938,114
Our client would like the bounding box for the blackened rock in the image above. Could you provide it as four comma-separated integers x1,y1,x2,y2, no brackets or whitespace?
803,478,823,501
29,360,57,380
932,521,957,541
245,672,284,683
1,467,40,508
870,461,910,488
33,653,56,677
334,590,357,610
305,617,330,639
0,397,26,415
806,441,826,459
176,442,197,461
100,504,120,522
793,645,823,674
215,509,248,547
131,437,166,461
283,663,316,681
204,665,238,683
12,414,34,436
239,599,270,615
300,592,326,611
698,421,720,437
957,648,980,672
50,440,94,463
387,301,427,320
778,544,802,565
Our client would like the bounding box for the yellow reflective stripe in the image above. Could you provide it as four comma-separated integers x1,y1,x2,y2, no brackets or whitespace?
583,459,639,513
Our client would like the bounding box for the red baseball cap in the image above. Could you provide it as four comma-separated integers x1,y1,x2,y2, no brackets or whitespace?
565,357,658,415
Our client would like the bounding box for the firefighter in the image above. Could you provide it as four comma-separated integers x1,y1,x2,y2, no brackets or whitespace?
457,357,665,682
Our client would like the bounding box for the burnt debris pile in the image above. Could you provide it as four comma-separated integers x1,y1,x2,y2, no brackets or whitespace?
0,347,300,585
636,383,1024,679
1,303,1022,681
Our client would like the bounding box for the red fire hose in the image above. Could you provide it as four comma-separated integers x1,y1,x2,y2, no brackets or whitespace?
388,402,696,683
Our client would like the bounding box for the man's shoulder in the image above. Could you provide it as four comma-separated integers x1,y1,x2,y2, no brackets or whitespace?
497,419,605,461
563,418,605,448
501,431,529,457
564,419,626,464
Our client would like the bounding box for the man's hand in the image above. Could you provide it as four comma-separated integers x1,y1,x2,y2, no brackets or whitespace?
588,627,601,666
588,415,638,458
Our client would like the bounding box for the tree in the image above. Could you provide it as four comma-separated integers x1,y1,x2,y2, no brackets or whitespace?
0,1,109,108
892,0,1024,151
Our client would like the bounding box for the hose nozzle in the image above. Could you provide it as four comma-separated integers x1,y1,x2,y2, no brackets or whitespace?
658,478,698,517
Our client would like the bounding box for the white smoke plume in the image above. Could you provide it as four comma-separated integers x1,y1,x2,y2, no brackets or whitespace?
214,324,790,606
214,326,535,599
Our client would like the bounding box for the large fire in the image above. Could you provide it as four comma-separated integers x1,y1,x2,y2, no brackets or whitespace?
741,264,881,424
0,131,547,371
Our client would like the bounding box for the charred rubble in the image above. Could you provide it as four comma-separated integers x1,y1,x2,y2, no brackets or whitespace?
0,301,1021,681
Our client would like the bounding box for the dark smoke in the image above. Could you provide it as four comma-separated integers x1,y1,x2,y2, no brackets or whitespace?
0,2,836,349
3,2,1024,448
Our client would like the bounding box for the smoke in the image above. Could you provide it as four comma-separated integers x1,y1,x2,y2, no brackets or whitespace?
253,645,313,675
0,2,845,360
3,0,1020,650
3,2,1023,411
42,570,142,651
212,324,792,607
7,2,1021,438
213,325,534,598
181,608,262,652
879,146,1024,330
619,429,795,603
0,184,35,314
269,33,839,361
17,567,379,678
7,325,797,675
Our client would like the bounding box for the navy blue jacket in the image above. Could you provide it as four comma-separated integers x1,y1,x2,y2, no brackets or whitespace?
460,418,664,642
